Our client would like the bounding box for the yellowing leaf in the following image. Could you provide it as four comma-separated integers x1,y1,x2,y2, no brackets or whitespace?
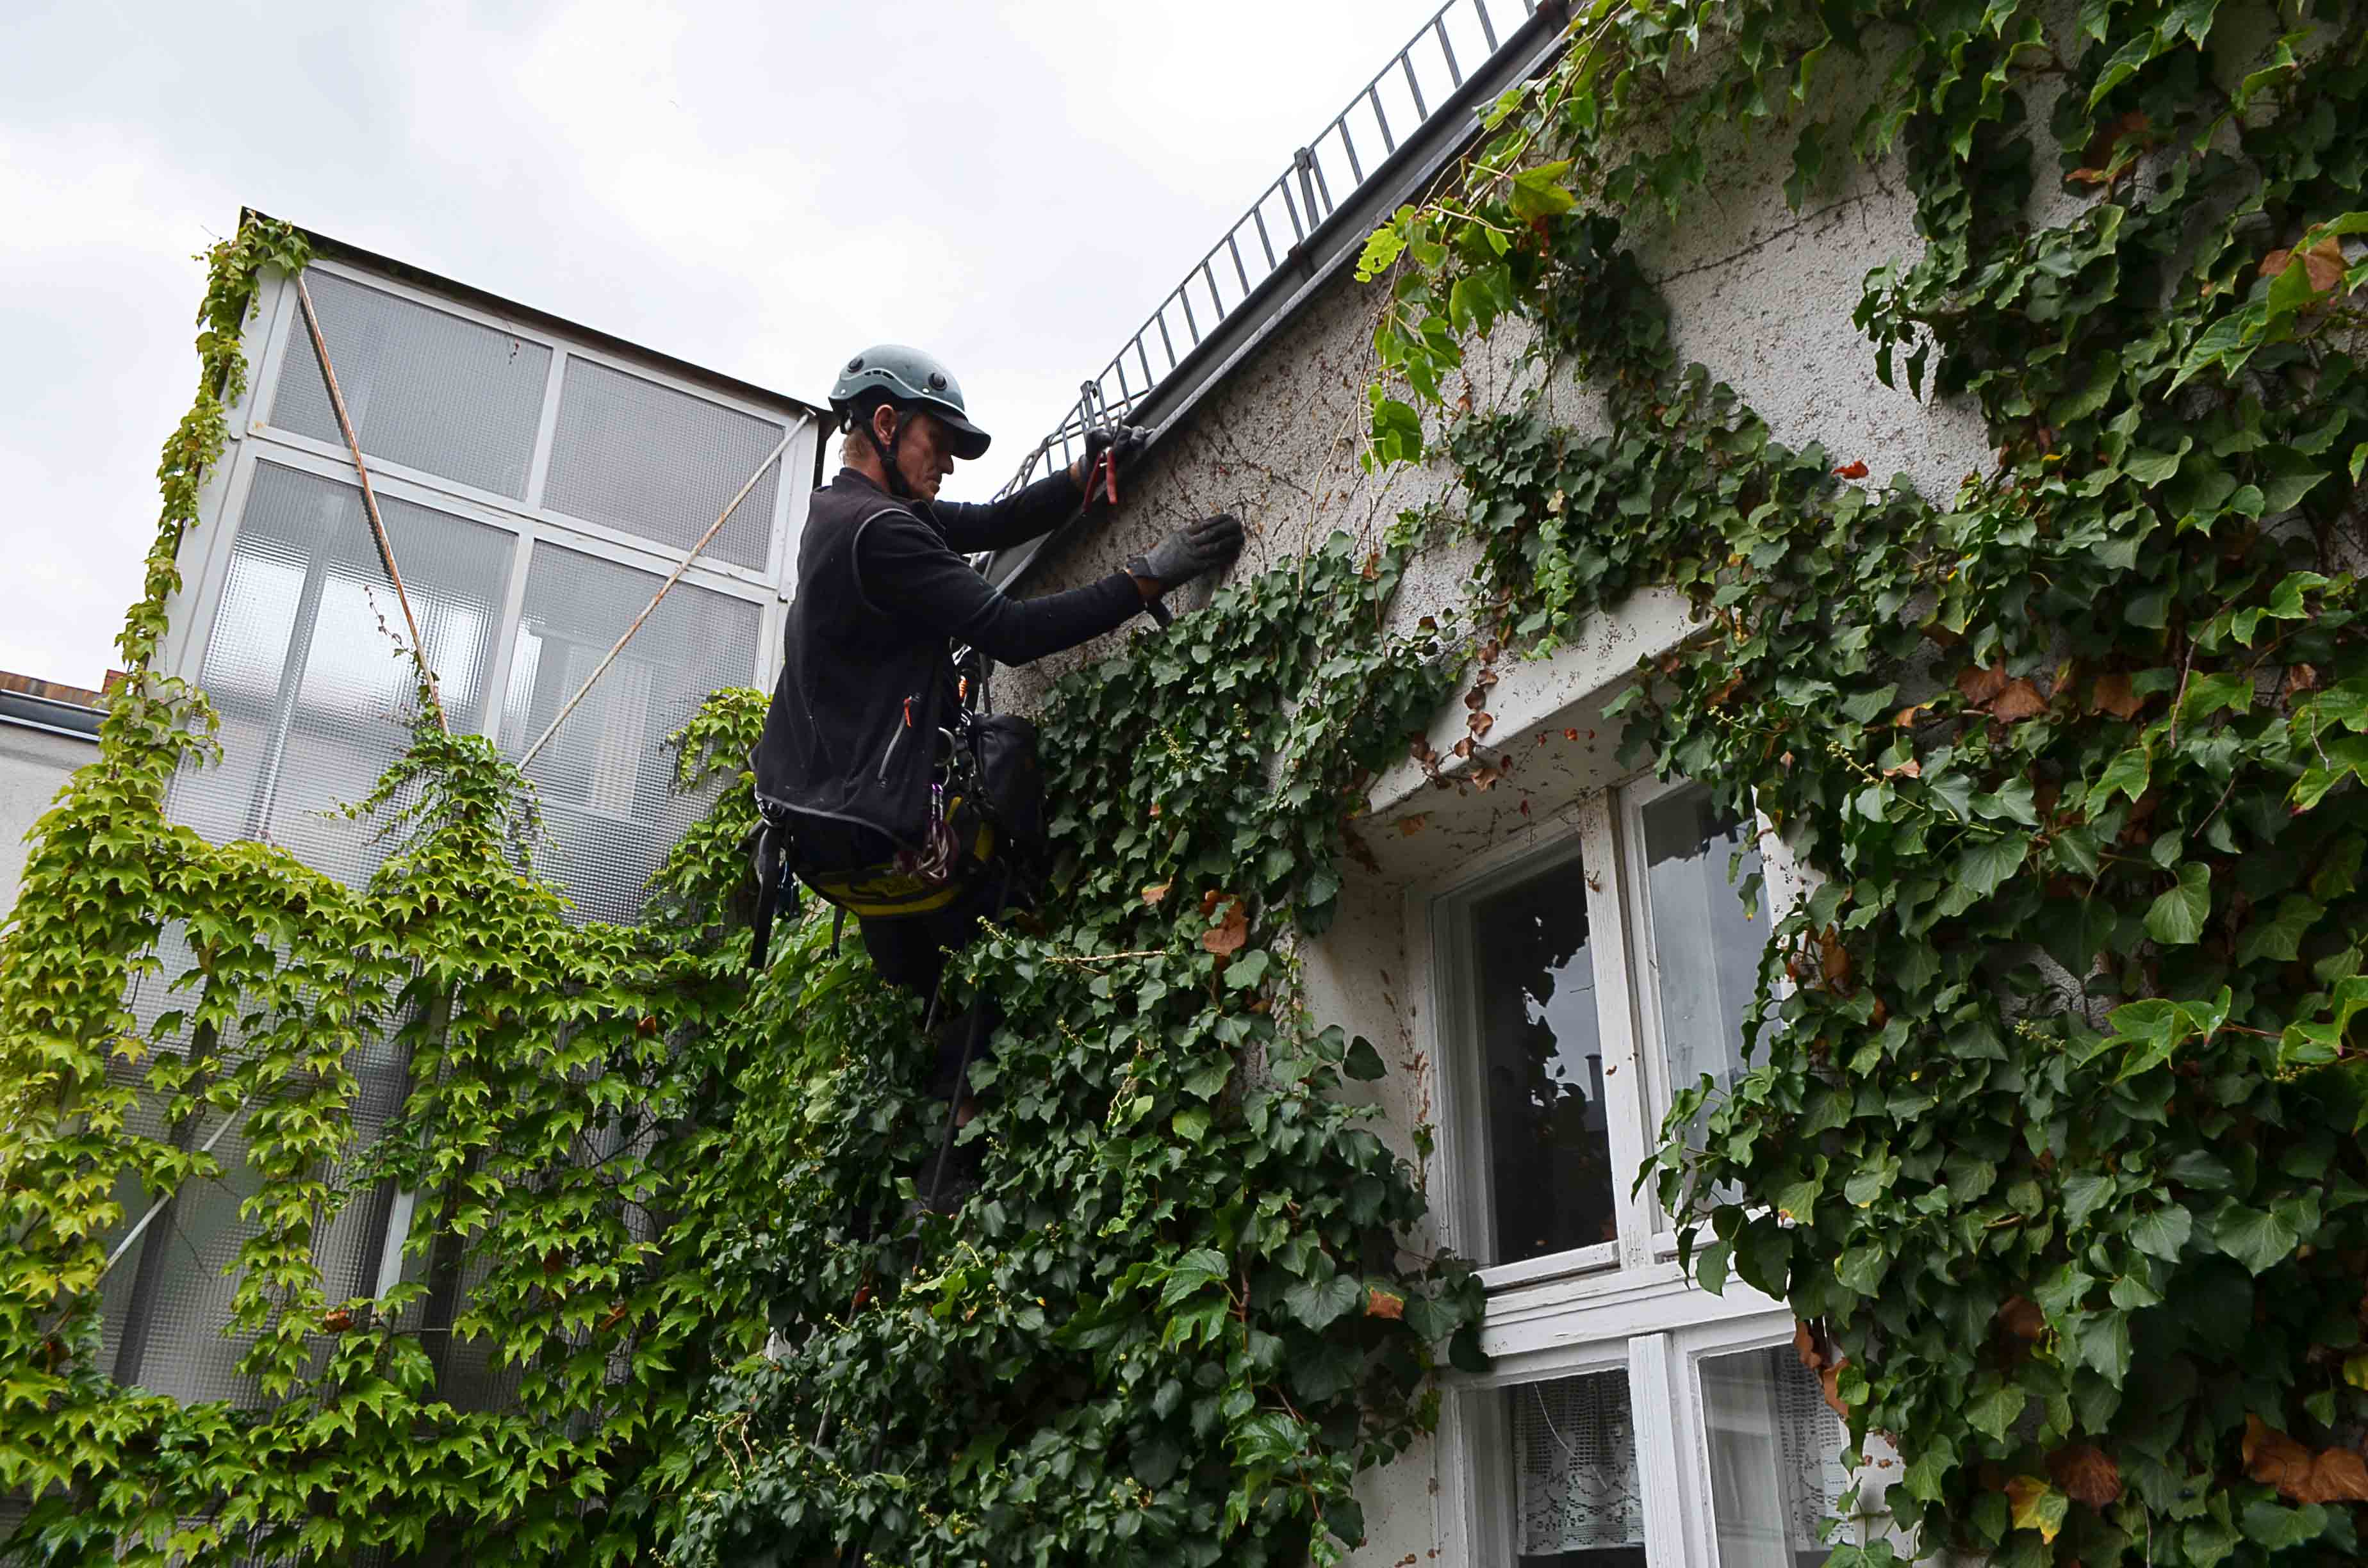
2005,1475,2068,1542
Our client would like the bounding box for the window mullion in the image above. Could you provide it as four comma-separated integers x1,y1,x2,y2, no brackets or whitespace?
1628,1333,1688,1568
1576,792,1654,1267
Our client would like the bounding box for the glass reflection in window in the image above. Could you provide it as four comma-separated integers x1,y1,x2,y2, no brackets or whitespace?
1470,854,1615,1264
1700,1345,1851,1568
1638,785,1766,1138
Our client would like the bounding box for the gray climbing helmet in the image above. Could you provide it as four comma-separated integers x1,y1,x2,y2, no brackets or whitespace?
829,344,992,461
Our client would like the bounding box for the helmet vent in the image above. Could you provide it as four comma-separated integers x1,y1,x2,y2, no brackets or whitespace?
927,372,948,390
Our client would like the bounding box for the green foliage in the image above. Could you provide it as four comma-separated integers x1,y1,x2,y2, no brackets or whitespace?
0,225,1481,1564
664,534,1477,1566
1369,0,2368,1562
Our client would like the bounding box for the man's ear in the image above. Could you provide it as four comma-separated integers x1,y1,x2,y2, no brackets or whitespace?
871,403,901,445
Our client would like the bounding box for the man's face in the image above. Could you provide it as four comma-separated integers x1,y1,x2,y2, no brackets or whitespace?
874,405,956,500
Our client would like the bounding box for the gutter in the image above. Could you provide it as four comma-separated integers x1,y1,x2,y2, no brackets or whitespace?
0,689,103,742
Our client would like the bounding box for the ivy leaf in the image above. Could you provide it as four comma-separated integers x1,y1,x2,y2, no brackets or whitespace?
2144,863,2212,946
1969,1384,2027,1440
2129,1204,2192,1261
1507,161,1577,222
1172,1106,1212,1144
1342,1037,1386,1081
2214,1202,2300,1275
2005,1476,2068,1542
1283,1272,1361,1331
2240,1500,2328,1550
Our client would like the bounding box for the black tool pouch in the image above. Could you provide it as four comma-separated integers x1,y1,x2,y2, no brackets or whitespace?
748,809,800,973
969,714,1046,867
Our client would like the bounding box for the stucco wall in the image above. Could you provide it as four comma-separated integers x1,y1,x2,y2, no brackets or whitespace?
988,85,2006,1567
0,721,94,917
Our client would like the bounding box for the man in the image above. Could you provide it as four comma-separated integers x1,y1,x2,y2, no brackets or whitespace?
754,344,1240,999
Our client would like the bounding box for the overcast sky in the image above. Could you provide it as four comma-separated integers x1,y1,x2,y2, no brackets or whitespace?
0,0,1448,687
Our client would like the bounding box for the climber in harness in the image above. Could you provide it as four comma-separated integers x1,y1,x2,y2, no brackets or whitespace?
748,339,1239,1005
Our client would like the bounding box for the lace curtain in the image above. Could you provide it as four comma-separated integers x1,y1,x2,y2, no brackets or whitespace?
1513,1372,1645,1555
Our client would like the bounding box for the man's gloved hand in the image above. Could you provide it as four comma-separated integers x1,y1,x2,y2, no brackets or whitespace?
1130,512,1244,594
1073,422,1149,494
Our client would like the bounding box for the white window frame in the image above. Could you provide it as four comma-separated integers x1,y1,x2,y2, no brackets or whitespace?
1414,744,1847,1566
169,259,818,708
1613,771,1795,1257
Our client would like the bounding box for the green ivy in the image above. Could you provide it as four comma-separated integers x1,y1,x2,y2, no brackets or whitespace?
0,222,1484,1564
1367,1,2368,1563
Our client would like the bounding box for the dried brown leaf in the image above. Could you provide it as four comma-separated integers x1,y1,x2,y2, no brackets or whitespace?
1957,664,2010,706
1365,1287,1406,1321
2048,1444,2124,1509
1998,1294,2046,1341
1141,882,1171,907
2089,671,2142,721
1989,678,2048,723
1201,897,1247,956
1469,712,1494,738
1396,813,1430,837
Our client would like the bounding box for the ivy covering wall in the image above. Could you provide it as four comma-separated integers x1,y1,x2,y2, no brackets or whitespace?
1358,0,2368,1563
0,224,1480,1564
10,0,2368,1561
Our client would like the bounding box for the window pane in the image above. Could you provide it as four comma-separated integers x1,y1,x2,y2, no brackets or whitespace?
1509,1371,1647,1565
1700,1346,1851,1568
541,356,784,569
1639,784,1765,1130
271,269,551,500
1470,854,1616,1264
500,542,761,923
177,461,516,888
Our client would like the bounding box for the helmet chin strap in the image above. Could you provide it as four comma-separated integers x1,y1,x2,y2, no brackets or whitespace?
857,405,916,502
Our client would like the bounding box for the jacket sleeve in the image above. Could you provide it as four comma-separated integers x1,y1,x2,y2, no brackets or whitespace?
855,509,1145,666
922,468,1090,553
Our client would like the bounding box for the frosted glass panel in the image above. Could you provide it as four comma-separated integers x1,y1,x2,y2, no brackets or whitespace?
500,541,760,923
271,268,550,499
177,461,515,888
542,356,783,568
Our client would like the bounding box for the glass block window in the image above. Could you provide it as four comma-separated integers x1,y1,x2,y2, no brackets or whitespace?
1699,1345,1852,1568
541,357,785,569
270,269,551,500
1468,850,1617,1264
1510,1371,1647,1565
499,541,761,923
1632,782,1766,1138
176,462,516,888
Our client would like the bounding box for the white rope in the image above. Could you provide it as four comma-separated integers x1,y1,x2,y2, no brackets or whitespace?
101,1093,254,1278
514,429,794,772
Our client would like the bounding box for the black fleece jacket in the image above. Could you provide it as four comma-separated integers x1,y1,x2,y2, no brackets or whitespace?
753,466,1146,849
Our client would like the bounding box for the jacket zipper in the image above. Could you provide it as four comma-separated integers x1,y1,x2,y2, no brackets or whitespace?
875,694,918,783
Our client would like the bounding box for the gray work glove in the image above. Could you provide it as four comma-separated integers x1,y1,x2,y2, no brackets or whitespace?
1080,421,1149,482
1130,513,1244,593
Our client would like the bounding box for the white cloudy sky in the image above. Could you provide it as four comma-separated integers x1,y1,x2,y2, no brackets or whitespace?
0,0,1448,687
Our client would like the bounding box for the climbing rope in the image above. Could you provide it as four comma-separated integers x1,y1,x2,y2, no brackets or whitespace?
514,427,794,772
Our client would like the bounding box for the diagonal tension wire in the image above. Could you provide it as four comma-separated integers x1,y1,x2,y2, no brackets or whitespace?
101,1093,256,1277
513,427,793,773
293,275,450,734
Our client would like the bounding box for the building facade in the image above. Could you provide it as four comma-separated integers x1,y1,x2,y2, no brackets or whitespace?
99,231,823,1410
981,4,2002,1560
